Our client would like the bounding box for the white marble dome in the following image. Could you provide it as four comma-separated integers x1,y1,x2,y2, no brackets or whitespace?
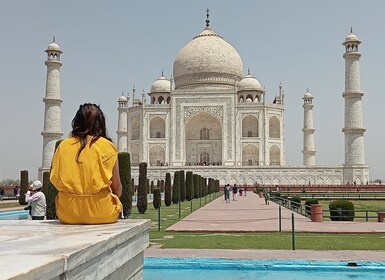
173,28,243,89
150,75,170,93
237,74,262,92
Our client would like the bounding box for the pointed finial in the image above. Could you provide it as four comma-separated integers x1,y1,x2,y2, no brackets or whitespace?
247,67,250,75
350,27,353,33
205,8,210,28
53,36,56,42
307,88,309,92
162,69,164,76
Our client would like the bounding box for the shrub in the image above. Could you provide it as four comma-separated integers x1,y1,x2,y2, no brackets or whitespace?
290,196,301,209
164,173,172,206
172,171,180,204
186,171,193,200
304,198,319,216
152,188,161,209
137,162,148,214
118,152,132,218
329,200,355,221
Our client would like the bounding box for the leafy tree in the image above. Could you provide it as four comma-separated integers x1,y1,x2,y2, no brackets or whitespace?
137,162,148,214
164,173,172,206
172,171,180,204
118,152,132,218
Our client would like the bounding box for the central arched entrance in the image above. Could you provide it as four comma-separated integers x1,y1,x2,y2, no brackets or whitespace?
185,112,222,166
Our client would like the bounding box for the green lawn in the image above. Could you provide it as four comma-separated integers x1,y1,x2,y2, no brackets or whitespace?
0,202,20,209
129,194,385,250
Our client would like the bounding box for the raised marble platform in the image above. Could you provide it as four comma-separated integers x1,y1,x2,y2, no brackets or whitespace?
0,219,151,280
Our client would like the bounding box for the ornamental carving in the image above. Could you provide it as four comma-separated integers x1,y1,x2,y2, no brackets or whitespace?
184,106,222,121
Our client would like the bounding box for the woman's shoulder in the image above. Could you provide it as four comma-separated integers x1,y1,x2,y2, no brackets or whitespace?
95,137,117,151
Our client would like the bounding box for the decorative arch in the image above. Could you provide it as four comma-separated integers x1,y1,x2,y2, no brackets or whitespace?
185,112,222,166
242,115,258,137
131,144,140,165
269,145,280,166
199,149,210,165
131,118,140,140
242,144,259,166
149,145,165,166
269,116,280,138
150,116,165,138
158,96,165,104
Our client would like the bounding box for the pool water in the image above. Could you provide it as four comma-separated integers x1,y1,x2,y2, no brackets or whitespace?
143,258,385,280
0,210,29,220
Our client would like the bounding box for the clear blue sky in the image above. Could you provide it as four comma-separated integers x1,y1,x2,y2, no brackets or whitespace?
1,1,384,181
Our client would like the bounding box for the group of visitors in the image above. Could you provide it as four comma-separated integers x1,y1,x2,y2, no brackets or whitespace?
224,183,239,203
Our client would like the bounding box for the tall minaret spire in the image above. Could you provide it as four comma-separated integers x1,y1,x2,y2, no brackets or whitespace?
302,89,316,166
117,93,128,152
39,39,63,180
342,30,367,184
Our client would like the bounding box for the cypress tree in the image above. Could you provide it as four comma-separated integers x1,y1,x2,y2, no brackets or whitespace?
172,171,180,204
161,179,165,193
202,177,207,197
193,174,199,199
147,179,150,194
137,162,148,214
208,178,212,194
153,188,161,209
150,180,155,193
165,172,172,206
186,171,194,201
118,152,132,218
179,170,186,202
156,179,160,191
43,171,57,220
19,170,28,205
45,139,62,217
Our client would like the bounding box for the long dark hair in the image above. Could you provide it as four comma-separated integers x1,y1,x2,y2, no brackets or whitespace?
70,103,112,162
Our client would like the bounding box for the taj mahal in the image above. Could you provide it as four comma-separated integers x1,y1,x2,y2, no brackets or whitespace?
38,12,369,186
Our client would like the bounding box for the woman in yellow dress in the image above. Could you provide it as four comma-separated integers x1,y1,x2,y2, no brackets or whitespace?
50,103,122,224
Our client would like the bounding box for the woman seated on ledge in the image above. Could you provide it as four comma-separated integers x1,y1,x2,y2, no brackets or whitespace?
50,103,122,224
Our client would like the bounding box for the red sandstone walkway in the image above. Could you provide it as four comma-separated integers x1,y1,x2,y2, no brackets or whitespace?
165,192,385,233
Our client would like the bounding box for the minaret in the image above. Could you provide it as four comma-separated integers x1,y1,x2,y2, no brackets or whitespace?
117,93,128,152
38,38,63,180
342,29,367,184
302,89,316,166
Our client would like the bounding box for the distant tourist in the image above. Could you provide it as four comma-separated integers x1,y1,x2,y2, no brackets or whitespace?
25,180,46,220
224,184,231,203
263,188,270,205
50,103,122,224
232,184,238,201
0,186,4,200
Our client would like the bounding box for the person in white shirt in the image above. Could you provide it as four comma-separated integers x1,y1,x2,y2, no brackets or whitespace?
25,180,46,220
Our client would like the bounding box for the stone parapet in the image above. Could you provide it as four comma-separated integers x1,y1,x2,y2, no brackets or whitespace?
0,219,150,280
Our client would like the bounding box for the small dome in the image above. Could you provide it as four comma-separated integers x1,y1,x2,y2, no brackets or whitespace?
344,31,361,45
150,75,170,93
46,41,62,53
304,91,312,98
118,95,128,102
237,75,262,92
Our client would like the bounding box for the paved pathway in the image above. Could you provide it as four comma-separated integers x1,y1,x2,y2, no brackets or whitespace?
166,192,385,233
147,193,385,261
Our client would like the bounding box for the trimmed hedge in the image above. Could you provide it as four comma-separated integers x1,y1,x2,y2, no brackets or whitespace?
193,174,199,199
304,198,319,216
329,200,355,221
290,195,301,209
179,170,186,202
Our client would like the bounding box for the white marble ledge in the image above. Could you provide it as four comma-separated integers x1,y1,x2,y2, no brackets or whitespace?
0,219,151,280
